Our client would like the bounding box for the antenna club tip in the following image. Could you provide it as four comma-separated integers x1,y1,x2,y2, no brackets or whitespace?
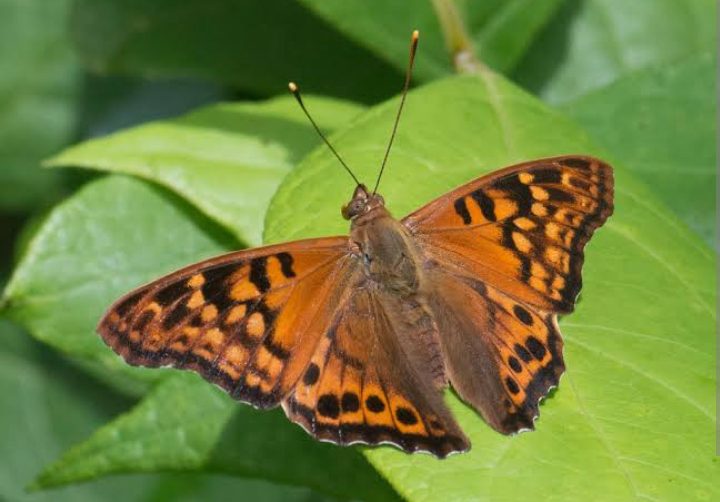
412,30,419,41
288,82,298,93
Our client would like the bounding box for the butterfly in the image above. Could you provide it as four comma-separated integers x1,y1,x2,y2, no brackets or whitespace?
97,31,614,458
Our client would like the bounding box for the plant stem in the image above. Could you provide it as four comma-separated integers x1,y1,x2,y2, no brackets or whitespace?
431,0,486,74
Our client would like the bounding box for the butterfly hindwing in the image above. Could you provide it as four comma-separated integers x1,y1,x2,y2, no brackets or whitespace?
283,285,469,458
404,155,614,313
429,271,565,433
98,237,352,408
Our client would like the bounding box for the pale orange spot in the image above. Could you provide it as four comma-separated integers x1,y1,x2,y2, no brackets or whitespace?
225,304,247,324
545,222,562,242
512,232,533,253
531,203,548,217
545,246,563,266
552,275,566,290
246,312,265,339
187,274,205,288
529,277,548,293
255,346,274,370
201,304,218,322
222,344,247,370
205,327,224,347
231,280,259,302
531,261,550,279
494,198,518,219
513,217,536,231
187,290,204,308
530,186,549,201
519,172,534,184
245,372,261,387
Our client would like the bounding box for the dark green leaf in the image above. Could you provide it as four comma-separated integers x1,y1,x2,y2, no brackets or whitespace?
0,0,79,210
47,96,365,245
266,73,717,500
562,53,716,244
70,0,402,103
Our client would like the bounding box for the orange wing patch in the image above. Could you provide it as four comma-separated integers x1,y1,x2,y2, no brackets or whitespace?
405,155,614,314
98,237,352,409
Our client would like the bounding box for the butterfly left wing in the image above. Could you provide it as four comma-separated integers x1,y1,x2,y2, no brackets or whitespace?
98,237,356,409
402,156,614,433
283,285,469,458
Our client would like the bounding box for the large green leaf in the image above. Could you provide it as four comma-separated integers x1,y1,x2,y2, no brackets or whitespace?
298,0,563,77
2,176,230,369
513,0,716,104
47,95,365,245
562,52,716,244
0,0,79,211
70,0,402,103
36,372,397,501
265,73,717,499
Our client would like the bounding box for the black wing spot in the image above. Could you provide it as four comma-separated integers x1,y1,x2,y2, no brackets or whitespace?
341,392,360,413
470,189,496,222
454,197,472,225
154,281,190,307
513,305,534,326
365,395,385,413
133,310,155,332
508,355,522,373
303,363,320,385
317,394,340,419
526,336,547,360
506,377,520,395
514,343,532,363
249,257,271,293
276,252,296,278
395,407,419,425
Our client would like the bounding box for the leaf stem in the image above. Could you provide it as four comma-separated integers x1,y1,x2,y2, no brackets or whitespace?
431,0,486,74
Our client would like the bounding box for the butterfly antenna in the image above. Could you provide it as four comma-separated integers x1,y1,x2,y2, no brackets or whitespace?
372,30,419,195
288,82,361,186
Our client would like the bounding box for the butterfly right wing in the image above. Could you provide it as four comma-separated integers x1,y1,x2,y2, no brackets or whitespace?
98,236,355,409
283,285,469,458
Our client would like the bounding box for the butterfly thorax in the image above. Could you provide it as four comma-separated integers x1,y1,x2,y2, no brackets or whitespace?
346,186,423,296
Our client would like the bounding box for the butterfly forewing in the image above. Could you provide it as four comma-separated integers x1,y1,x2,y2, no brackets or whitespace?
405,156,613,313
98,237,352,408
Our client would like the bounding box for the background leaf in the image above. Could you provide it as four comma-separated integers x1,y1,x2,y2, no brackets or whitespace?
69,0,403,103
562,52,716,244
266,73,717,500
0,0,79,211
513,0,716,104
298,0,563,76
47,95,365,245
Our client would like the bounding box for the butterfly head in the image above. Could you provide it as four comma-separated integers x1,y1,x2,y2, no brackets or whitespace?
342,184,385,220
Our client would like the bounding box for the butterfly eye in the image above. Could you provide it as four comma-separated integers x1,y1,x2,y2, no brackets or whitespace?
363,252,373,266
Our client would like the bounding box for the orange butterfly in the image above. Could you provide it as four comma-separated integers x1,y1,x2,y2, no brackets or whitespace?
98,31,613,458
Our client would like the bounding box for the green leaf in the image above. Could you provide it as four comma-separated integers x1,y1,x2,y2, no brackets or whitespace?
266,73,717,499
2,176,230,371
513,0,716,104
0,0,79,211
36,372,398,501
70,0,402,103
298,0,563,76
47,95,365,246
562,52,716,244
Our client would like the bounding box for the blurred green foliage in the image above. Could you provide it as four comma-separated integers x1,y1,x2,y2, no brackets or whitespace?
0,0,716,501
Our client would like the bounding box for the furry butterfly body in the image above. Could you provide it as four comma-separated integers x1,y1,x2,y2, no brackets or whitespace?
99,155,613,458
